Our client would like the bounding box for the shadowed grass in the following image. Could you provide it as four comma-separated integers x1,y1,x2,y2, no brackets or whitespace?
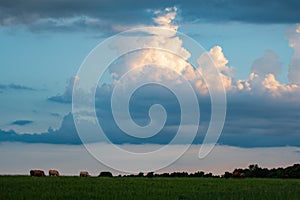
0,176,299,199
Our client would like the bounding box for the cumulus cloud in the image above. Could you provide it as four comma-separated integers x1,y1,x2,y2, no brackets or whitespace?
227,49,300,97
153,7,178,30
261,74,299,96
193,43,299,97
107,7,232,97
108,7,194,88
38,7,300,148
233,73,300,97
196,45,234,92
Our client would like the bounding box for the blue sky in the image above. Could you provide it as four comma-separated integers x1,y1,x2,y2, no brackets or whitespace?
0,1,299,174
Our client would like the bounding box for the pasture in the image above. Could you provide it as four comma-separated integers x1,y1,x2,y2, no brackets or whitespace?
0,176,299,199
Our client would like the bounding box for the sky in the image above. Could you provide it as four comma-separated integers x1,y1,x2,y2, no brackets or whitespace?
0,0,299,174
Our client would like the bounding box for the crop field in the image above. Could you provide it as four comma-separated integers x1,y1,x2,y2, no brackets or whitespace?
0,176,299,200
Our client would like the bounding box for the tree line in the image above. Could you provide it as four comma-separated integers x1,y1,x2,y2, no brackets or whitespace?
30,164,300,178
222,163,300,179
123,164,300,178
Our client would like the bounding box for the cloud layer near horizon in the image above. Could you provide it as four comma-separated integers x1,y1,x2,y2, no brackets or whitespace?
0,142,299,175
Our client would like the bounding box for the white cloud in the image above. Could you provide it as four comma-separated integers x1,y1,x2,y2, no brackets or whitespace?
193,30,300,98
99,8,300,100
153,7,178,31
232,72,300,97
262,74,299,95
206,46,234,90
227,49,300,97
109,7,194,89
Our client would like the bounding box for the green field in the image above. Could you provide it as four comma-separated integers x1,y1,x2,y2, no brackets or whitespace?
0,176,299,200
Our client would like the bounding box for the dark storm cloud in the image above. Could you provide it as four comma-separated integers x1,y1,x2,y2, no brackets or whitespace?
2,82,299,147
0,0,155,32
0,113,81,144
0,0,299,32
217,93,300,147
94,86,300,147
11,120,33,126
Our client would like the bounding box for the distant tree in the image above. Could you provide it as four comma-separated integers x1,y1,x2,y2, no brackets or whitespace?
170,172,188,177
146,172,154,178
223,172,232,179
118,163,300,179
190,171,204,177
98,171,113,177
248,164,260,177
285,164,300,178
232,171,241,178
137,172,144,177
161,173,170,177
204,173,213,178
227,163,300,179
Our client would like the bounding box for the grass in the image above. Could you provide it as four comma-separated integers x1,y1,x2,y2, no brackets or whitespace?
0,176,299,200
